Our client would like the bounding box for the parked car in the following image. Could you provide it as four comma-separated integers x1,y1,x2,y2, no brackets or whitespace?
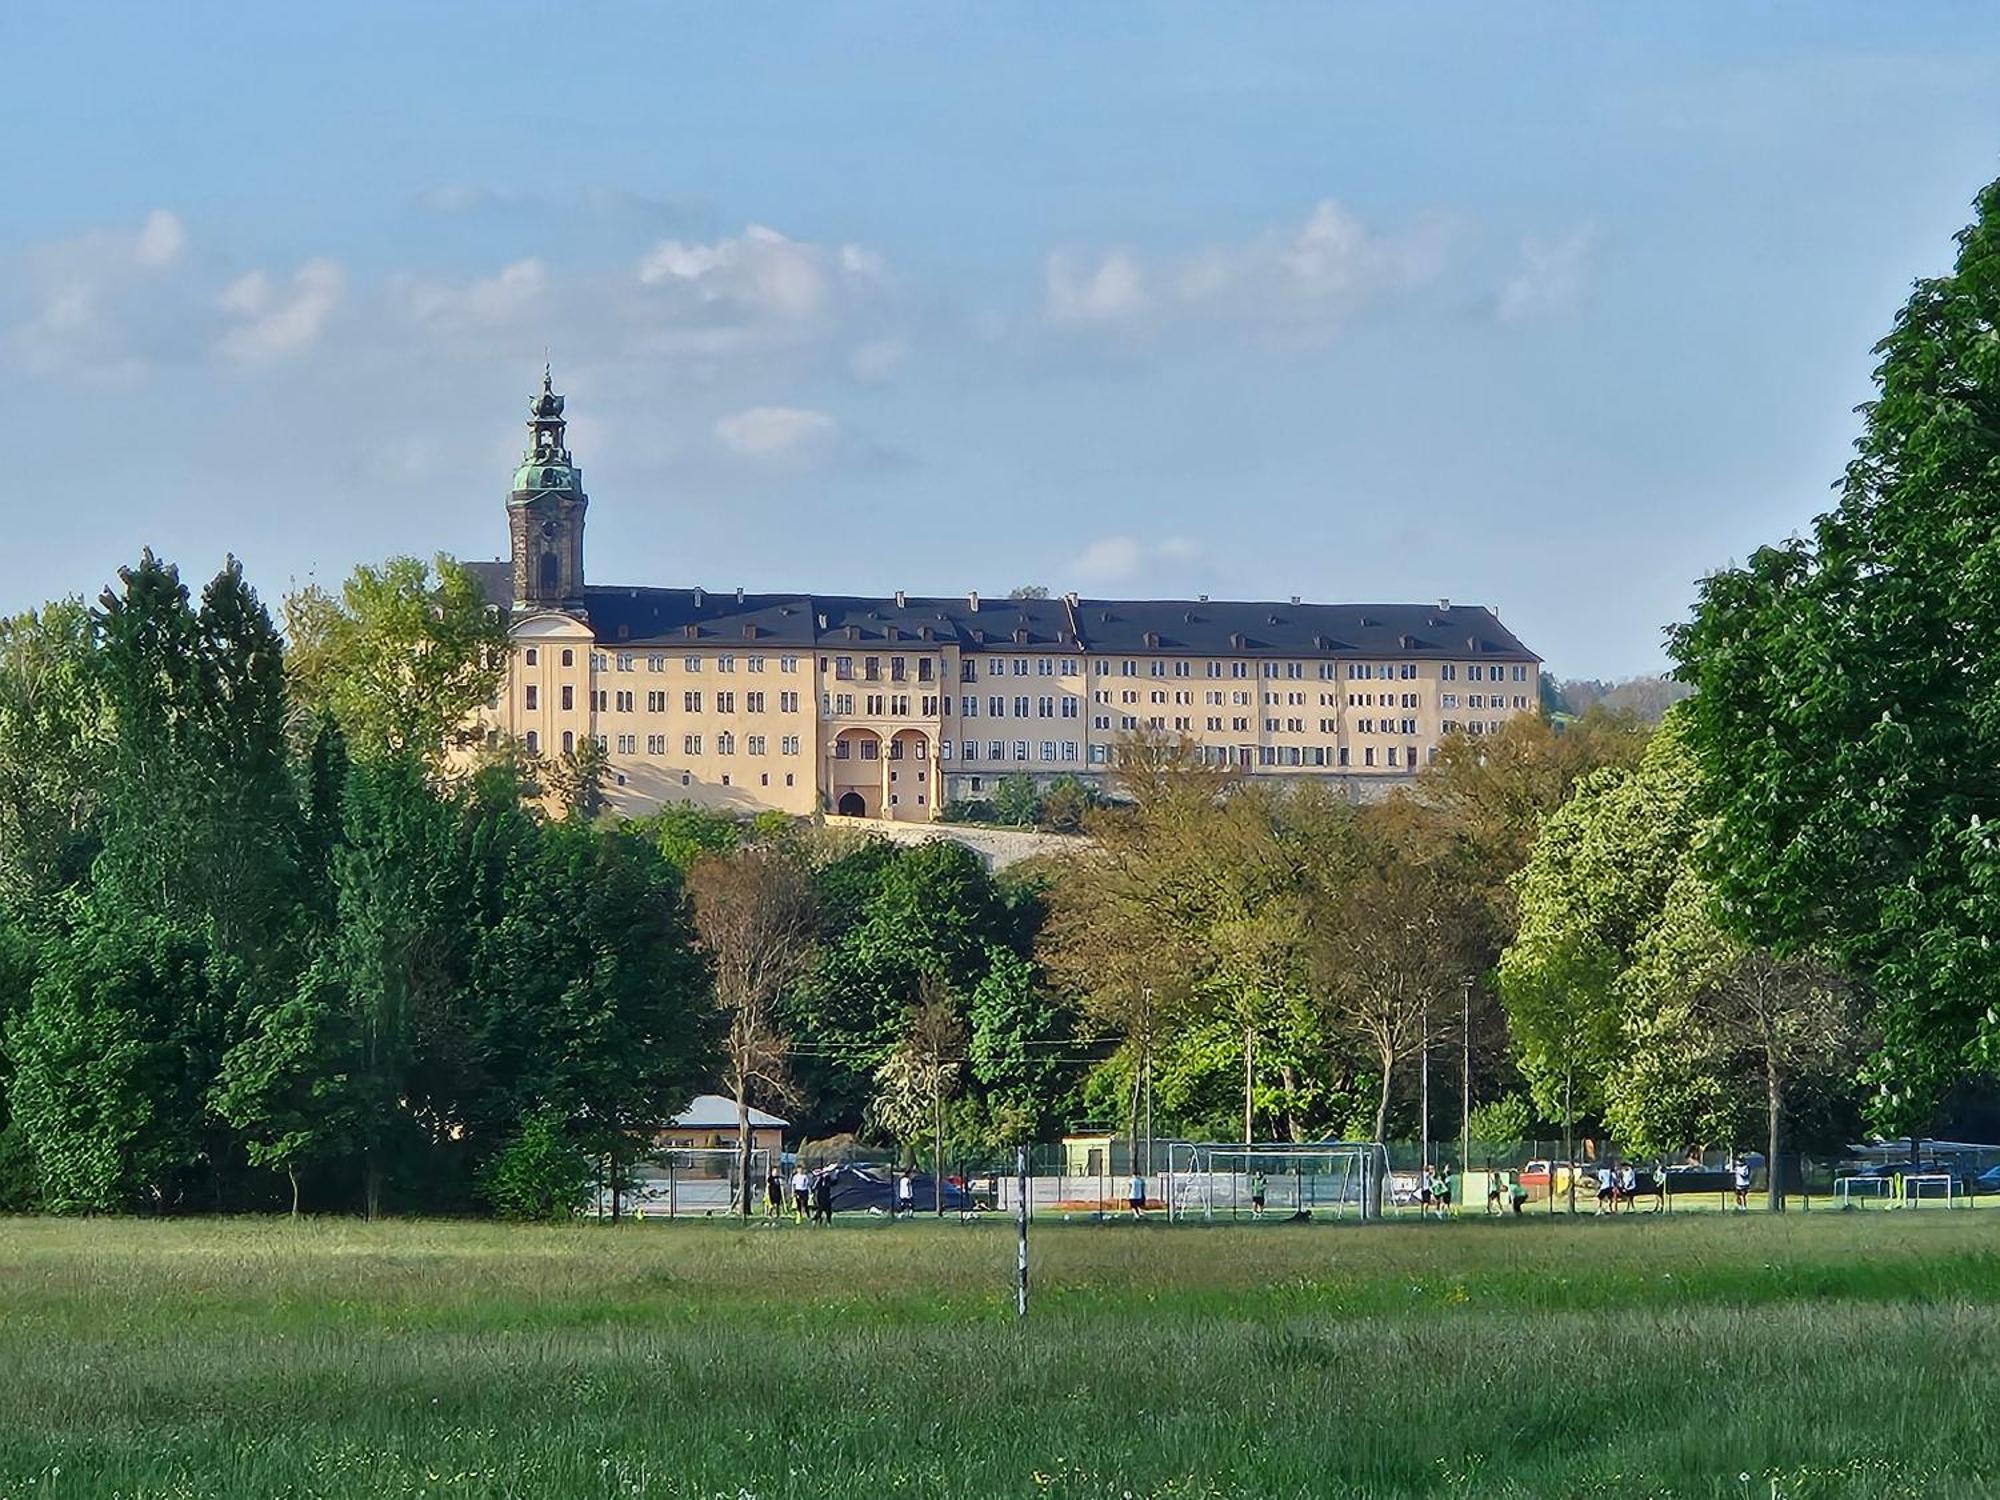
1519,1160,1588,1190
1974,1164,2000,1195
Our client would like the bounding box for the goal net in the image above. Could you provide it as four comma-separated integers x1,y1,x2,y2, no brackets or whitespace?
1833,1175,1893,1209
1899,1173,1959,1209
1165,1142,1389,1223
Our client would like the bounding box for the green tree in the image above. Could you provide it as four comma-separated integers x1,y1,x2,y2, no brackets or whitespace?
473,819,714,1217
966,945,1074,1144
868,976,967,1211
992,773,1042,828
479,1111,594,1222
283,555,507,768
1668,178,2000,1131
542,735,608,822
212,959,369,1216
7,914,236,1213
91,551,207,921
688,845,818,1217
0,600,107,922
787,839,1017,1134
189,556,301,964
641,801,744,872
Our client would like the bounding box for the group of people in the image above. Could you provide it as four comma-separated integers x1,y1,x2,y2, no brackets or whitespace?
1484,1169,1531,1216
769,1165,836,1224
760,1164,931,1223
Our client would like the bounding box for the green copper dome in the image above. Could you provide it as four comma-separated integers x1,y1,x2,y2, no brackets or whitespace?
511,459,581,494
507,366,587,504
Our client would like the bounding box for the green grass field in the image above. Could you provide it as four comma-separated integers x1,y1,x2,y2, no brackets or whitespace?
2,1212,1997,1499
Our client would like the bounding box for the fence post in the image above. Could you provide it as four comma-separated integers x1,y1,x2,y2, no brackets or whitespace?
1015,1145,1029,1320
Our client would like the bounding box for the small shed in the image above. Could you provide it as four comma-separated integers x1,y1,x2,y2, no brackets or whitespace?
654,1094,789,1157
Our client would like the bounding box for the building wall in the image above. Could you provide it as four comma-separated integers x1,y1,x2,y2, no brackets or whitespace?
489,622,1538,822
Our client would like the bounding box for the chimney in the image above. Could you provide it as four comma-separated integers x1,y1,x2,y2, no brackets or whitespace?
967,591,979,613
1065,591,1079,607
1198,593,1209,603
1438,597,1451,611
1290,595,1301,606
692,587,705,609
736,586,745,604
895,589,907,608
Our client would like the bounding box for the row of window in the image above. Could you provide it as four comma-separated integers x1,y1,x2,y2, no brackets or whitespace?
950,740,1083,764
524,686,806,714
522,648,807,675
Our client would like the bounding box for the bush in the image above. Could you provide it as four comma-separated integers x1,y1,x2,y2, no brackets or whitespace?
940,798,999,825
479,1113,594,1222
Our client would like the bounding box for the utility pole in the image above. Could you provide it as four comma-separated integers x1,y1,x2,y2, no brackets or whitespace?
1244,1027,1256,1146
1420,993,1431,1177
932,1033,944,1218
1142,987,1154,1179
1460,974,1473,1198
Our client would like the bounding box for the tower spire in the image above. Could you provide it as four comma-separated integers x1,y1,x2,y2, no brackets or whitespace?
508,365,588,610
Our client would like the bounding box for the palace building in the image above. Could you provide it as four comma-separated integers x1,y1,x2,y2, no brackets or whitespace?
469,372,1541,823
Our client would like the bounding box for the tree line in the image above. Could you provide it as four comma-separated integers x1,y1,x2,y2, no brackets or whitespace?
5,180,1998,1218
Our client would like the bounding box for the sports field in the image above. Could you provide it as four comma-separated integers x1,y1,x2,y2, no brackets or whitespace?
2,1213,1996,1499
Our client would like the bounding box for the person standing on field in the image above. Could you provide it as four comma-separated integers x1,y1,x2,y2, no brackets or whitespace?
896,1168,914,1220
813,1168,834,1226
791,1164,811,1222
1249,1170,1267,1220
1487,1169,1505,1217
1733,1157,1752,1211
1128,1170,1147,1219
765,1167,784,1218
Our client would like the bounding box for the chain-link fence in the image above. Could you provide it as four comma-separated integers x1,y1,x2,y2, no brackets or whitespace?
601,1137,2000,1224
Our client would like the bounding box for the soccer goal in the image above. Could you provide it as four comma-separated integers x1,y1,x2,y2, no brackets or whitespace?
1833,1175,1894,1209
612,1146,783,1218
1165,1142,1390,1223
1900,1173,1960,1209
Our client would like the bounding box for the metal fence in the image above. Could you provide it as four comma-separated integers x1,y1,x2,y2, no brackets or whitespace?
597,1137,2000,1223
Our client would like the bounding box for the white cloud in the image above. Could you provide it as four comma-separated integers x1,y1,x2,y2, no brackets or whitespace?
715,405,839,461
397,258,549,343
1074,536,1143,582
1074,534,1207,585
216,259,345,364
5,209,194,383
1046,249,1149,324
630,225,890,363
134,210,188,270
1044,200,1450,346
848,336,909,383
641,224,859,319
1495,226,1596,324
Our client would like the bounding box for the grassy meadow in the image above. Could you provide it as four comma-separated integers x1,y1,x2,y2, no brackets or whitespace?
1,1212,1997,1499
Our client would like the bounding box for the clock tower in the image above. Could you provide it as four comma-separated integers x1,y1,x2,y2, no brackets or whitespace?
507,367,588,611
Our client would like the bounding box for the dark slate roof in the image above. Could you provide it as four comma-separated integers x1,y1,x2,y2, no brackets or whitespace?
1075,598,1537,661
463,562,1538,662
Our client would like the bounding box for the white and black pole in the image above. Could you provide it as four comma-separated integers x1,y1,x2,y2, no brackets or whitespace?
1015,1144,1030,1319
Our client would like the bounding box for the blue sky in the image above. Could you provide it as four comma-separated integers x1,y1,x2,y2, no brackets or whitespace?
4,4,1997,676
